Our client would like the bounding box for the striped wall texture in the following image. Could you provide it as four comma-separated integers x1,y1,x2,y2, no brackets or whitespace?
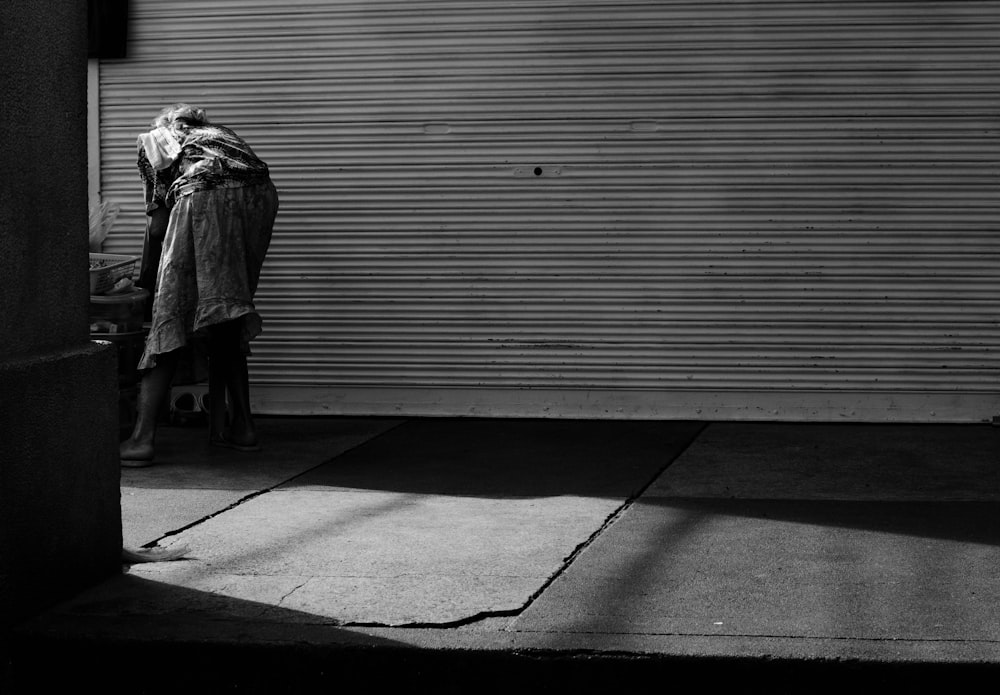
98,1,1000,420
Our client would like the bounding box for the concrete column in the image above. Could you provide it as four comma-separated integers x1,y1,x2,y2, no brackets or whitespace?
0,0,122,629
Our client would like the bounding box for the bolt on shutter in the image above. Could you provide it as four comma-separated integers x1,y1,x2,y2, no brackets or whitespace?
97,0,1000,421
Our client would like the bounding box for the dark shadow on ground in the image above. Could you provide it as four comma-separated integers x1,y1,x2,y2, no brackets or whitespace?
119,416,404,491
5,574,407,693
10,570,996,694
284,417,706,497
656,497,1000,546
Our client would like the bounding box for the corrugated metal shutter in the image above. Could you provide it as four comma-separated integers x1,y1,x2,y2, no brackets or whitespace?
98,0,1000,422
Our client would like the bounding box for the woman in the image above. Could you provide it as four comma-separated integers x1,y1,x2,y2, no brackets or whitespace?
120,104,278,466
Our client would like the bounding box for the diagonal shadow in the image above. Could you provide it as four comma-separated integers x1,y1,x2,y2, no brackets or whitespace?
512,422,1000,644
514,496,1000,643
649,497,1000,547
283,417,705,498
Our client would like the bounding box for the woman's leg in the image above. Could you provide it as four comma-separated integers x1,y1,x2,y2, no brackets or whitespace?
208,319,259,448
120,350,179,463
207,340,229,438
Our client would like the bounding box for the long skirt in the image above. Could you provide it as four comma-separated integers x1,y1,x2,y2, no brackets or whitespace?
139,181,278,370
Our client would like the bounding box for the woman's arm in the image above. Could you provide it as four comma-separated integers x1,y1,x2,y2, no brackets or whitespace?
137,206,169,296
146,205,169,242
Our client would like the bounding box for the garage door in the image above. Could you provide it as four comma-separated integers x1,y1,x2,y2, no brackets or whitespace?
96,0,1000,421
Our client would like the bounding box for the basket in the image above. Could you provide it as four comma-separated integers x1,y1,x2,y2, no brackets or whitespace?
89,253,138,295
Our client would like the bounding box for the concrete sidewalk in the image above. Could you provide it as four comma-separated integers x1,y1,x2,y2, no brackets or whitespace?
8,417,1000,691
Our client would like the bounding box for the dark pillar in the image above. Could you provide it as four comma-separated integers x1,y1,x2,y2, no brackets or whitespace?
0,0,122,629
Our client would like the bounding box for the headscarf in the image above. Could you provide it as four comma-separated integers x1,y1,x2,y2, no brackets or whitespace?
137,126,181,170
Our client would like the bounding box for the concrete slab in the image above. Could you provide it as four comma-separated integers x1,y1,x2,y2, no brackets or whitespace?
125,419,705,626
511,499,1000,646
652,423,1000,500
127,490,621,625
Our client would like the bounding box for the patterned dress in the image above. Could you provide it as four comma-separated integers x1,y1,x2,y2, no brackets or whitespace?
137,124,278,370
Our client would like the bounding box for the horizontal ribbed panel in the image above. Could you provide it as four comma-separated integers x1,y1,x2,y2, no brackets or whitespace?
98,0,1000,419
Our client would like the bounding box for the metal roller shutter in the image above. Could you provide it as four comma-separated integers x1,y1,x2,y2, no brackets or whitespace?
97,0,1000,421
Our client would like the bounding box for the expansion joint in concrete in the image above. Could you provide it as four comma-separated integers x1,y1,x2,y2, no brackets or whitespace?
344,423,710,631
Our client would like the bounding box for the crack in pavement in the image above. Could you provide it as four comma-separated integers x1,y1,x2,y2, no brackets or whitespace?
277,580,310,607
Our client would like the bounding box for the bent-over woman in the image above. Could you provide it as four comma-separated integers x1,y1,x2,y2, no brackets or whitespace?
120,103,278,466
